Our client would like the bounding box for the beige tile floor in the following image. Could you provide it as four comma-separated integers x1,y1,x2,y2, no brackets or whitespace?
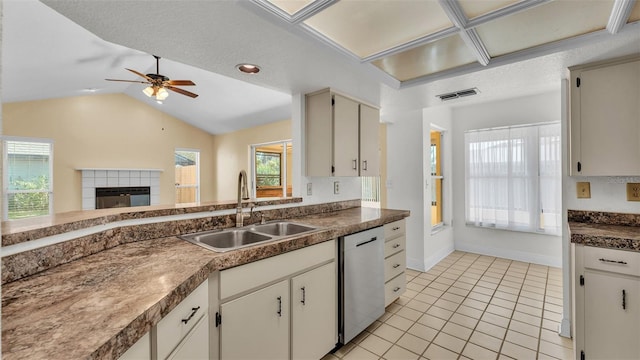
324,251,574,360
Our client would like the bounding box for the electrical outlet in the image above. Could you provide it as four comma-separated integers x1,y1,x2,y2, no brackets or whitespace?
576,182,591,199
307,183,312,196
334,181,340,194
627,183,640,201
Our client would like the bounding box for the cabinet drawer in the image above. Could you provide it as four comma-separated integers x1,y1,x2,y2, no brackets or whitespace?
384,250,406,282
384,235,405,258
384,220,405,239
220,240,336,300
584,246,640,277
156,281,208,360
385,274,406,307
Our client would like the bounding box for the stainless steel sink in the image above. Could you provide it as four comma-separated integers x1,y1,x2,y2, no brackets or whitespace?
248,222,316,236
180,221,318,252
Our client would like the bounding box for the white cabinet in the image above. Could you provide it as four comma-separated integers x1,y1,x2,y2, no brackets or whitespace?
221,280,290,360
573,245,640,360
217,240,337,360
306,88,380,177
384,219,406,306
119,332,150,360
154,280,209,360
569,56,640,176
168,314,210,360
292,262,337,360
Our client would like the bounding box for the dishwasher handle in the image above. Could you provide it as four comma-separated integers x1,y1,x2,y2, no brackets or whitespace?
356,236,378,247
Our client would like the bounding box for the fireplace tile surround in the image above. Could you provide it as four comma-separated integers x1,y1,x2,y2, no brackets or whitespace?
80,169,162,210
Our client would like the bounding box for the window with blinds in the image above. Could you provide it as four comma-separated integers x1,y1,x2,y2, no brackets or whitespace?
4,138,54,220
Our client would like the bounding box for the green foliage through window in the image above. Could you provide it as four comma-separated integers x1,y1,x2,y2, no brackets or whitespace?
256,151,281,187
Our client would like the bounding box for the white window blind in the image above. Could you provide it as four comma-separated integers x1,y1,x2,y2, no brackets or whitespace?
464,123,561,235
4,138,54,220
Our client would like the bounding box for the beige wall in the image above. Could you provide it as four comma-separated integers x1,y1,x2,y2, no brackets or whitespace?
212,119,291,200
3,93,216,213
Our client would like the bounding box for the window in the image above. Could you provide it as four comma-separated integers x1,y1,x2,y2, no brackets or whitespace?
251,141,292,198
361,176,381,208
464,123,561,235
3,138,53,220
175,149,200,204
430,130,444,228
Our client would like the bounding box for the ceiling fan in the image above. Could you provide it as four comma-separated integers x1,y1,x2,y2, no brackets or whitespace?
106,55,198,100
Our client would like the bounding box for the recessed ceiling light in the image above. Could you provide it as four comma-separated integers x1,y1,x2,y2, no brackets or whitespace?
84,88,98,93
236,63,261,74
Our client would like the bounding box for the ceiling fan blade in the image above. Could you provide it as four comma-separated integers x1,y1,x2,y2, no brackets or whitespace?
166,80,195,86
166,86,199,98
126,68,154,81
105,78,150,84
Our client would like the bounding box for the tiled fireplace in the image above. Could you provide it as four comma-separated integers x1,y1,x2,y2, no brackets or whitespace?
80,169,162,210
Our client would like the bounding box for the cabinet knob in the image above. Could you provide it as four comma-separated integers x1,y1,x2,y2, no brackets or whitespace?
393,264,401,269
393,287,401,292
362,160,368,171
392,243,400,248
301,287,306,306
392,227,400,231
352,159,357,170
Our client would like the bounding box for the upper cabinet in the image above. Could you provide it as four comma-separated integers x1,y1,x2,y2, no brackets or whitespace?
569,55,640,176
306,89,380,177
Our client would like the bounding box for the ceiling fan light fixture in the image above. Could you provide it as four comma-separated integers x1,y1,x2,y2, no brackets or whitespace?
142,86,155,97
156,87,169,100
236,63,261,74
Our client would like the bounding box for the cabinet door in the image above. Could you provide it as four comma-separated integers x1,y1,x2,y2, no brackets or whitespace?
220,280,289,360
167,314,209,360
575,59,640,175
118,332,150,360
584,270,640,359
292,262,337,360
306,90,333,176
359,104,380,176
333,94,360,176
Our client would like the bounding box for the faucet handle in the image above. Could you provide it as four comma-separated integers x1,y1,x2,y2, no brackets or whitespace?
260,213,267,224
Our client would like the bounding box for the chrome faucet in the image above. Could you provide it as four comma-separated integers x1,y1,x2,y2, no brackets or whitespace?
236,170,252,227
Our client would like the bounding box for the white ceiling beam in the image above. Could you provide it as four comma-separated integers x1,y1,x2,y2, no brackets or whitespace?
251,0,337,24
607,0,637,34
439,0,490,66
360,27,458,63
466,0,552,29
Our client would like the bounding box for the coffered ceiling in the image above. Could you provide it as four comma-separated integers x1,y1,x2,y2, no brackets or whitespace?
256,0,640,85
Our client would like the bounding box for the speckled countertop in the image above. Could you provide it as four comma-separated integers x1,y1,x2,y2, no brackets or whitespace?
568,210,640,252
1,207,409,360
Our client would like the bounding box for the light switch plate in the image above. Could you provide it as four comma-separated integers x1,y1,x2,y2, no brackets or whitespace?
627,183,640,201
576,182,591,199
334,181,340,194
306,183,312,196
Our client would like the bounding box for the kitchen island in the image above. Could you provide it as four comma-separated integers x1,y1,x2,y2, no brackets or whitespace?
1,201,409,359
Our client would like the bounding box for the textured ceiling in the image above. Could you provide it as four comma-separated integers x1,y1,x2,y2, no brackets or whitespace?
3,0,640,134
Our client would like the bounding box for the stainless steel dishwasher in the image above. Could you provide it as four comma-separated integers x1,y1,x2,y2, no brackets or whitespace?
339,226,385,344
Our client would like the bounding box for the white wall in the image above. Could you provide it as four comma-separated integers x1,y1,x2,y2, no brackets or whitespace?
565,176,640,212
451,90,563,267
386,107,455,271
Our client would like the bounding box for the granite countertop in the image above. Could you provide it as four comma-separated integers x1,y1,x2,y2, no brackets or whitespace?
1,207,409,360
568,210,640,252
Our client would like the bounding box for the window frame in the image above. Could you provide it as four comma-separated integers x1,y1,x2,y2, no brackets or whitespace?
2,136,54,220
430,129,444,230
464,122,561,235
250,140,292,198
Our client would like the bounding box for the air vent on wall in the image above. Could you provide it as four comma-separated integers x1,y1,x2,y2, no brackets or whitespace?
436,87,480,101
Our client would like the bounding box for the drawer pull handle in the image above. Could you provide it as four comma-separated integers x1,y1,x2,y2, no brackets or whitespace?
277,296,282,317
393,287,401,292
181,306,201,324
393,264,401,269
392,227,400,231
622,289,626,310
598,258,628,265
301,287,306,306
392,244,400,248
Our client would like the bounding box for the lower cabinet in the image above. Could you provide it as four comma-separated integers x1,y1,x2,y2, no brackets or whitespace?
384,219,406,306
217,240,337,360
292,262,337,360
168,314,210,360
119,332,151,360
573,244,640,360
